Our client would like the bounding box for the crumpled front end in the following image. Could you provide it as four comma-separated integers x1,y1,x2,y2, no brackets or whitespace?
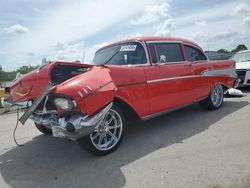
8,62,117,140
30,102,113,140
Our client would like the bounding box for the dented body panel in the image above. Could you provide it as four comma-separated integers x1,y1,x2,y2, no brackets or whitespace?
6,36,237,140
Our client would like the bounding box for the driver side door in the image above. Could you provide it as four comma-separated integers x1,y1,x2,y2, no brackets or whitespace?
144,42,194,115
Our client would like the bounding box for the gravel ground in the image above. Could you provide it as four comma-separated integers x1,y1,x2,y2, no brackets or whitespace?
0,88,250,188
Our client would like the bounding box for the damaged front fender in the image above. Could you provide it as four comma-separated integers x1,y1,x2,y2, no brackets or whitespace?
52,67,117,116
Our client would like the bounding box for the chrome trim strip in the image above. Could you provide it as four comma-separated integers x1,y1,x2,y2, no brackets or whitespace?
83,88,88,94
182,42,205,54
147,75,201,84
86,85,93,91
77,91,83,98
201,67,237,78
147,67,237,84
146,40,182,44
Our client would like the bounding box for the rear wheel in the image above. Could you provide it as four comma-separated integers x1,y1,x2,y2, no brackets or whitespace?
35,123,52,135
77,105,125,156
199,84,224,110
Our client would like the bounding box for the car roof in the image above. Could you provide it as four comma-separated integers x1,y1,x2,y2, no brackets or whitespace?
96,36,202,53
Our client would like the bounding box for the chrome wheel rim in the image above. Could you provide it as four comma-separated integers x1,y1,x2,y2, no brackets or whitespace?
90,109,123,151
211,84,223,107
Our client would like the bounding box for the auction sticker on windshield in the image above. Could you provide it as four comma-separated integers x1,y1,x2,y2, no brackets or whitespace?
120,45,137,51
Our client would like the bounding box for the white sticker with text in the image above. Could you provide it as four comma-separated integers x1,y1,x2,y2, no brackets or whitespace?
120,45,137,51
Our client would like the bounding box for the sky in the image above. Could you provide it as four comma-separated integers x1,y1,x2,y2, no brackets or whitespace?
0,0,250,71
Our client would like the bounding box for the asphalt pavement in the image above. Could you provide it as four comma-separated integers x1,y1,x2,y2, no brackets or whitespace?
0,88,250,188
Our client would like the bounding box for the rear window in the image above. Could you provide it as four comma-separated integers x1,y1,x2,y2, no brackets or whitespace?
93,42,147,65
149,43,184,63
184,45,207,62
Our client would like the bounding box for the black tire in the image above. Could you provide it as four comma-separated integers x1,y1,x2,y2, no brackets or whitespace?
35,123,52,135
77,105,125,156
199,84,224,110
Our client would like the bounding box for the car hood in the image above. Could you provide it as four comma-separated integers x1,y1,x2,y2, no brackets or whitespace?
236,61,250,70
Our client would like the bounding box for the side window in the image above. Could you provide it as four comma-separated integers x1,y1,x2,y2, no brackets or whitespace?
184,45,207,62
149,43,184,63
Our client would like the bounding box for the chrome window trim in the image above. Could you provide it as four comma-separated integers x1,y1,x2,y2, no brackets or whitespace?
146,40,182,44
94,41,151,67
119,41,151,67
146,66,237,84
183,43,208,61
146,41,187,65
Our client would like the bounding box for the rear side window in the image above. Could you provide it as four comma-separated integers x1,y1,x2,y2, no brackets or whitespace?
184,45,207,62
149,43,184,63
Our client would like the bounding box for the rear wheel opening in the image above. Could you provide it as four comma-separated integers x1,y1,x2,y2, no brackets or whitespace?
199,84,224,110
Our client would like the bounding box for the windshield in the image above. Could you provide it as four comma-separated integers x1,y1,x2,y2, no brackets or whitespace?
232,51,250,62
93,42,147,65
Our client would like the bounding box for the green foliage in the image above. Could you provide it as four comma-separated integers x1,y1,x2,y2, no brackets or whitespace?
216,44,248,54
231,44,248,53
0,65,38,82
217,49,229,53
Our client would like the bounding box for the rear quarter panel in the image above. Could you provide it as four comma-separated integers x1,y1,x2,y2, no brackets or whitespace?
192,59,236,100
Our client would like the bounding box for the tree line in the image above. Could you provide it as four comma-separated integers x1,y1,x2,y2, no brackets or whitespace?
0,65,38,82
217,44,248,53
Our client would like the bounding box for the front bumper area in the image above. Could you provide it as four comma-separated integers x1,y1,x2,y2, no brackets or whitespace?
30,103,112,140
236,69,250,86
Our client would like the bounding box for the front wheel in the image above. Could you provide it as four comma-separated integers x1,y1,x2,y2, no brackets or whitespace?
35,123,52,135
77,105,125,156
199,84,224,110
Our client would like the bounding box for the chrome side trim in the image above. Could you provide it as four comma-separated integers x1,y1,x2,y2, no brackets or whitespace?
147,75,201,84
201,67,237,78
147,67,237,84
182,42,205,54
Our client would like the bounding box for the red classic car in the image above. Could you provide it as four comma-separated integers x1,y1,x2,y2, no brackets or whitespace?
6,36,237,155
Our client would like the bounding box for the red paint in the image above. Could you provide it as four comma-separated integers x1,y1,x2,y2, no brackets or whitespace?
7,37,236,119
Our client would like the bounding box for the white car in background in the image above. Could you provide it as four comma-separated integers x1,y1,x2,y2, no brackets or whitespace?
232,50,250,87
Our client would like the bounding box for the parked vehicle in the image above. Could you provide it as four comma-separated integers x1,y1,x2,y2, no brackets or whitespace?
232,50,250,87
6,37,237,155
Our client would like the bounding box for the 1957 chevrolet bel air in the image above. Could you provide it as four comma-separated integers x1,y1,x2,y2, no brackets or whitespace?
6,37,237,155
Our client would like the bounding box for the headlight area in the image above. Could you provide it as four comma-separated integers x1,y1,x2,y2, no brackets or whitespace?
53,97,77,111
